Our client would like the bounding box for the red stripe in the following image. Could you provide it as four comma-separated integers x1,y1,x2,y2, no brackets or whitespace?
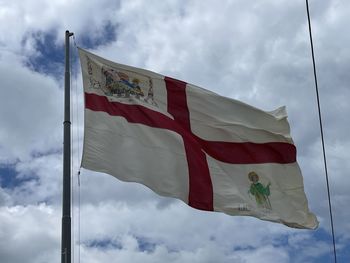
165,77,191,130
197,139,296,164
165,77,214,211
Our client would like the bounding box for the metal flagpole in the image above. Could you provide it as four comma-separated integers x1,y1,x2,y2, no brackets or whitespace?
62,30,74,263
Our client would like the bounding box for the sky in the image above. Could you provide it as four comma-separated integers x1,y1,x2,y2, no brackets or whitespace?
0,0,349,262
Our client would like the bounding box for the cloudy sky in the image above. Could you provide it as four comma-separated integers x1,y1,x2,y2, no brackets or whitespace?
0,0,349,262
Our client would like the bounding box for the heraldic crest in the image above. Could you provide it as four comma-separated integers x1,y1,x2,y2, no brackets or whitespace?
85,55,158,107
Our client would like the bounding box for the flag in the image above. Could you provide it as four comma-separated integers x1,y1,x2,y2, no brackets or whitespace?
78,48,318,229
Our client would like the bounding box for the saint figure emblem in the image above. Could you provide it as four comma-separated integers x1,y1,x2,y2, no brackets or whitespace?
248,171,272,210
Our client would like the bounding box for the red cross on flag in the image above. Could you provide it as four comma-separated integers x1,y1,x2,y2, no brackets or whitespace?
78,48,318,229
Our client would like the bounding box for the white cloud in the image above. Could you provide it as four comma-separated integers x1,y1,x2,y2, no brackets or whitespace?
0,204,60,263
8,153,62,205
76,200,293,263
0,53,62,162
79,240,242,263
235,245,290,263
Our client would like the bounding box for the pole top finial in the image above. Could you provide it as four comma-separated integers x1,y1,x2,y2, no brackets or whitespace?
66,30,74,37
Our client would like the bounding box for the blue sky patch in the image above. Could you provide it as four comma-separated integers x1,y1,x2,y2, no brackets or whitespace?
84,238,122,250
22,22,118,79
0,165,18,189
0,164,38,190
135,236,157,253
77,22,117,50
23,31,64,78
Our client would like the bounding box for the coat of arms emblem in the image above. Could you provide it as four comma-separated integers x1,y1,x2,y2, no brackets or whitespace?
86,55,158,106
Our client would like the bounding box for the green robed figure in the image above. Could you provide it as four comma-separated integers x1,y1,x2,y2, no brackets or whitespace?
248,171,272,209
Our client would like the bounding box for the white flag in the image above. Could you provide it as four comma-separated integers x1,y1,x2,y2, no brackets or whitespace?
78,48,318,229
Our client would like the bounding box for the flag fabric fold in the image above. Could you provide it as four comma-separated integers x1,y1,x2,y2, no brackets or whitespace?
78,47,318,229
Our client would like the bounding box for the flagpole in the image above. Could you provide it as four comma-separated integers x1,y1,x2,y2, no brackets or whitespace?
62,30,74,263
